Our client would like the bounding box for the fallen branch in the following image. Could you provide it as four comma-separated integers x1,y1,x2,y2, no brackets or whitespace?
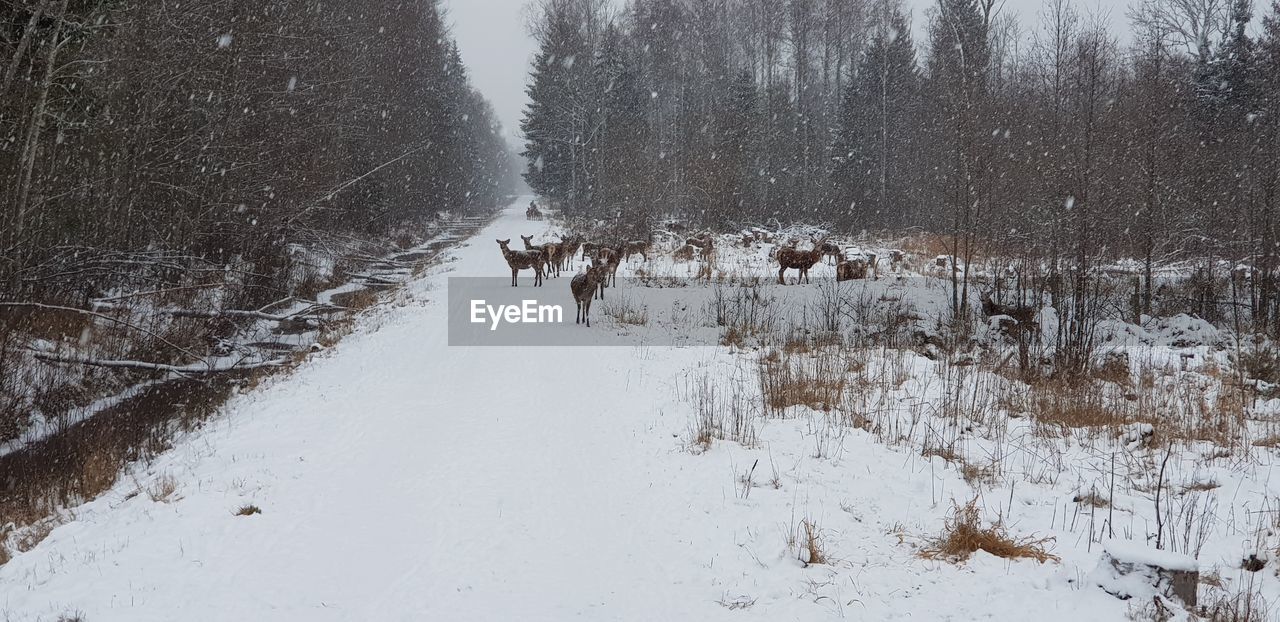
89,302,341,323
32,352,289,374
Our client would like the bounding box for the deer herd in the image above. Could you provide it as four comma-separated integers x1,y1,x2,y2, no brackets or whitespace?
500,204,1038,333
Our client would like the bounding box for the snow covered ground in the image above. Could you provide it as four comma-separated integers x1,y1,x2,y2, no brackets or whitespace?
2,198,1275,621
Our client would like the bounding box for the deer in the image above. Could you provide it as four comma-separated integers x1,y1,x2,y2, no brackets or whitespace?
526,202,542,220
580,241,600,261
521,235,561,278
559,236,583,271
810,234,842,265
888,249,908,272
777,237,827,285
695,242,716,283
835,252,869,282
685,232,714,249
620,240,649,263
979,290,1039,337
593,246,621,297
496,239,544,287
571,263,610,327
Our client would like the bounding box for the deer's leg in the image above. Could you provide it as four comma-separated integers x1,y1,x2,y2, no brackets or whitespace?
778,267,787,285
585,298,592,327
512,267,518,287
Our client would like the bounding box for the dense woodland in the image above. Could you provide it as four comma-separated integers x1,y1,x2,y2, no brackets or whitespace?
0,0,516,443
521,0,1280,329
1,0,517,305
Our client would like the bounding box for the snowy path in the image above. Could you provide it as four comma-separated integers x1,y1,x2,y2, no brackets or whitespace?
0,199,736,621
1,198,1130,621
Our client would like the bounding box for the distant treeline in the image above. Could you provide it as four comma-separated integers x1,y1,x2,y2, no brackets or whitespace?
1,0,517,303
521,0,1280,325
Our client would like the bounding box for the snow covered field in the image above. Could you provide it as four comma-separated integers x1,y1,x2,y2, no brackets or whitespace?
2,198,1277,621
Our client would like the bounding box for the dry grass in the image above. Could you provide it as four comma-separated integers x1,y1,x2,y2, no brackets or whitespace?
602,294,649,326
920,499,1058,564
330,286,381,311
146,474,179,503
758,351,846,417
720,324,746,348
798,518,830,566
921,445,961,463
684,372,759,452
960,461,1000,487
235,503,262,516
1199,582,1269,622
1073,491,1111,508
1181,480,1221,493
12,517,60,554
1251,435,1280,448
1029,379,1128,431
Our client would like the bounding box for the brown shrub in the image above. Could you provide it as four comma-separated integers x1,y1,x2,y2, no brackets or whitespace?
758,351,845,417
921,499,1058,563
235,503,262,516
800,518,829,566
1029,379,1127,430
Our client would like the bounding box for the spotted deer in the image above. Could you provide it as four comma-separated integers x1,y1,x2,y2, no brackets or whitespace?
497,239,544,287
777,237,827,285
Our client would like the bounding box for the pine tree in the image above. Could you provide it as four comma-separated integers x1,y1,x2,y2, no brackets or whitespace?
926,0,991,317
592,24,649,224
717,71,762,223
521,6,590,210
830,2,918,228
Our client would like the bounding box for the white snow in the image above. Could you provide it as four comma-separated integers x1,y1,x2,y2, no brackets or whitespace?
2,198,1277,620
1103,540,1199,573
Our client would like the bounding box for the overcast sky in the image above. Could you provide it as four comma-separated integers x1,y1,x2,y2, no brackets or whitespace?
444,0,1131,147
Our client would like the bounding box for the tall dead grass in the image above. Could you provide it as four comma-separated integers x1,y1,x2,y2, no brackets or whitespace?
921,498,1058,563
758,349,846,418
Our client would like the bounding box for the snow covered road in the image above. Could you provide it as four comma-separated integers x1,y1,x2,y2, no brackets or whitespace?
1,198,1132,621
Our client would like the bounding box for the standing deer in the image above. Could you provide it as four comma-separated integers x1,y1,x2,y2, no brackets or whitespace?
497,239,544,287
695,242,716,283
810,234,841,265
594,246,621,296
835,253,868,282
777,238,827,284
571,264,609,327
521,235,561,278
559,236,582,271
620,240,649,263
979,290,1039,337
888,249,908,272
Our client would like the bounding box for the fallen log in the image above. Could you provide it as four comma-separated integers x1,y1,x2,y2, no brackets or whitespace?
32,352,290,375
